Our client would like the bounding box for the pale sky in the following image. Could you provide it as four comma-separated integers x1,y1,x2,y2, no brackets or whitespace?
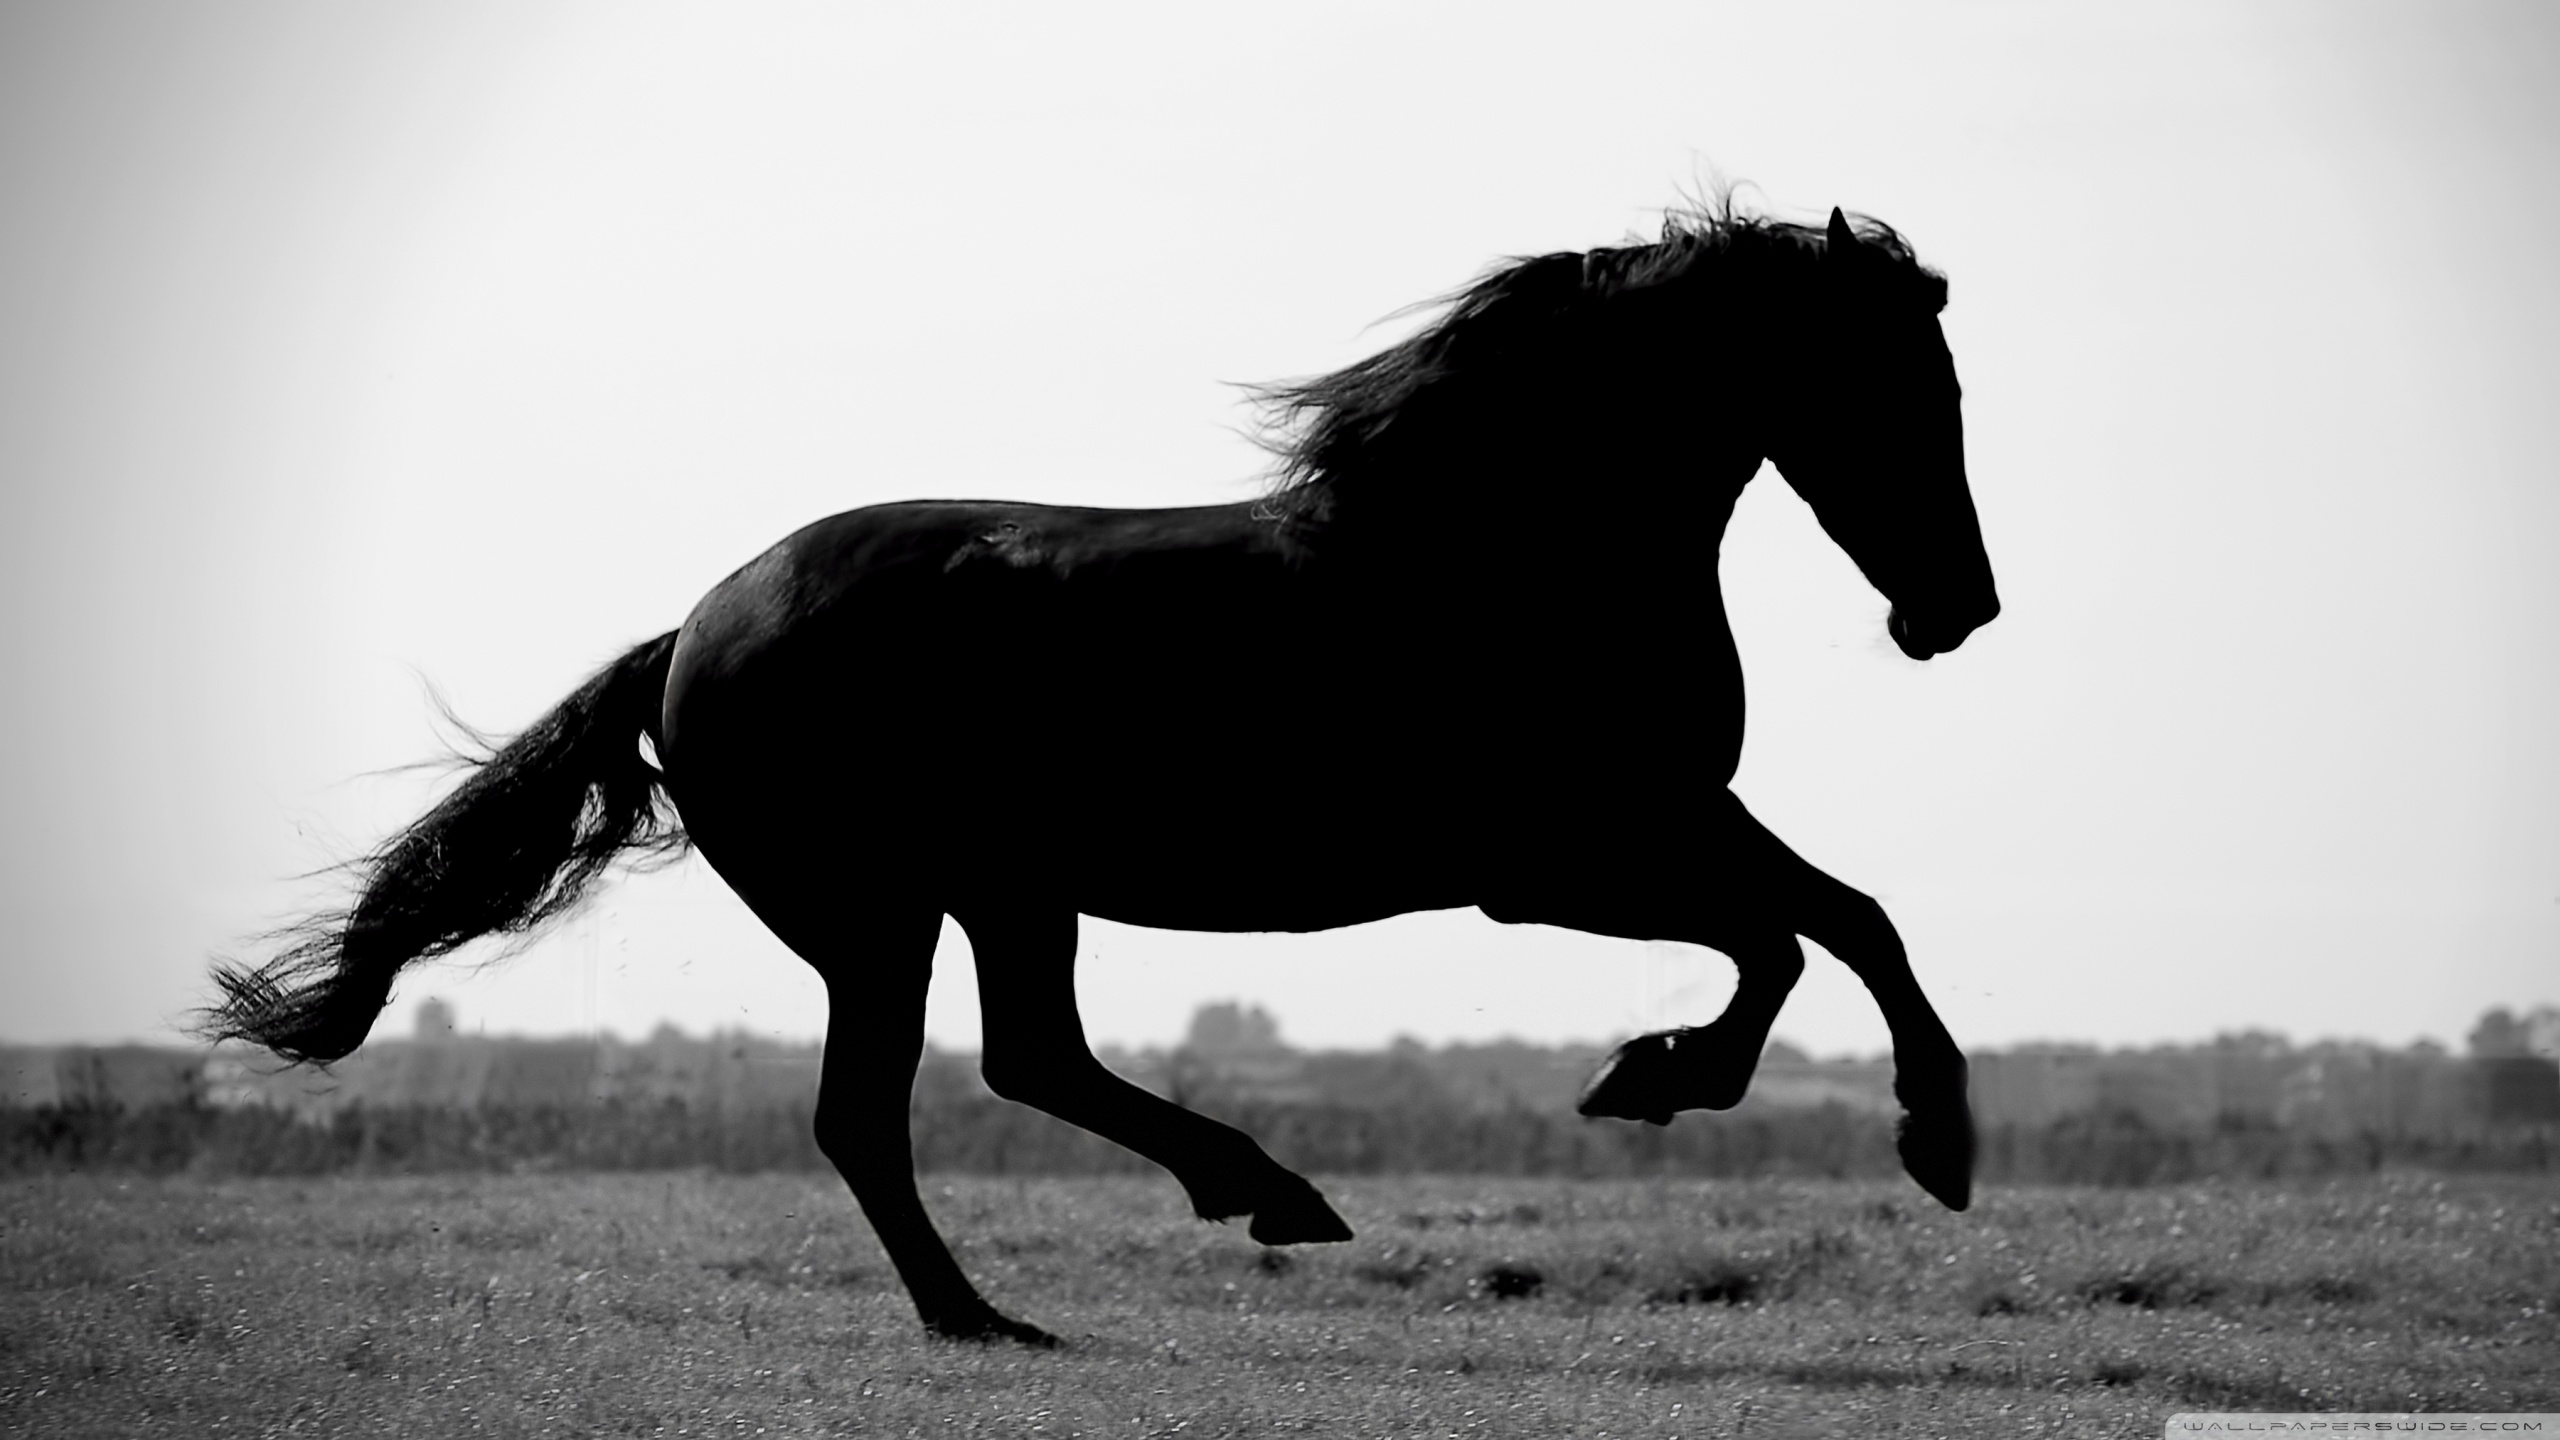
2,3,2553,1059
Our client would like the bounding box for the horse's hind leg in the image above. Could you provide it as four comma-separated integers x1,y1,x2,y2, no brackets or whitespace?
776,902,1055,1346
956,903,1352,1245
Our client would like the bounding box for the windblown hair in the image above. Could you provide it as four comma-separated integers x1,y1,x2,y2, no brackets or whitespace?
198,632,687,1065
1248,197,1946,534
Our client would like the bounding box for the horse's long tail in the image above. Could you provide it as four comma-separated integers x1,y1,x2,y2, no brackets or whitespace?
199,631,687,1065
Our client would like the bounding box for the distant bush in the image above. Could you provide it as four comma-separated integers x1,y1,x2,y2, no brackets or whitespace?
1,1102,827,1178
3,1097,2551,1182
1978,1109,2559,1185
1202,1098,1903,1180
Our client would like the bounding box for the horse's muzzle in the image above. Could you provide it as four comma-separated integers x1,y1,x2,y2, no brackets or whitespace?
1887,597,1998,661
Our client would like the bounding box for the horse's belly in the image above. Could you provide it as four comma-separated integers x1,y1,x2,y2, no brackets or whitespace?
1078,887,1455,935
1063,801,1468,931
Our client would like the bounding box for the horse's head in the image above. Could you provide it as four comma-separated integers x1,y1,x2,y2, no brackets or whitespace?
1764,209,1998,660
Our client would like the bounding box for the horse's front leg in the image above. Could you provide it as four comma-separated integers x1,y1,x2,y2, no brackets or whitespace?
1481,873,1806,1123
956,903,1352,1245
1483,790,1974,1211
1785,872,1975,1212
1572,931,1806,1124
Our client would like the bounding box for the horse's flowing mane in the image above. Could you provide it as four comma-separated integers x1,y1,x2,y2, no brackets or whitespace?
1248,198,1946,532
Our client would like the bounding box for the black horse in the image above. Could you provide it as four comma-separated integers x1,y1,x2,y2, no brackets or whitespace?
205,204,1998,1346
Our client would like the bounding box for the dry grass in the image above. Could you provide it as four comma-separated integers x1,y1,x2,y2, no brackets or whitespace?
3,1171,2554,1437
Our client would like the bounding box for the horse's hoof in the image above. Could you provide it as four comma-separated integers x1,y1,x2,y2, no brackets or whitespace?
1896,1104,1976,1212
923,1306,1060,1348
1247,1175,1354,1245
1575,1032,1680,1125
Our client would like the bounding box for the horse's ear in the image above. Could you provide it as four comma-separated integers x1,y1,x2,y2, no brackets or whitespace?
1826,207,1858,259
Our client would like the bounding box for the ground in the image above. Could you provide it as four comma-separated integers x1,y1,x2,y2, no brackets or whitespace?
3,1171,2554,1437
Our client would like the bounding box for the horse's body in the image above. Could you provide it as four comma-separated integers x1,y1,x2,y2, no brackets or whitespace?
666,488,1748,931
208,206,1999,1346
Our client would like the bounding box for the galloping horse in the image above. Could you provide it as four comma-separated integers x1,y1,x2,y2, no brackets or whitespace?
206,204,1998,1346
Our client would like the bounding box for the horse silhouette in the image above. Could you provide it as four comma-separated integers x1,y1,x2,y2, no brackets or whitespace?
204,203,1998,1346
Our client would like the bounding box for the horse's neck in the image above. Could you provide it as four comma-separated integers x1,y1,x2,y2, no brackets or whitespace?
1299,457,1753,780
1310,450,1759,644
1291,333,1771,611
1453,451,1758,585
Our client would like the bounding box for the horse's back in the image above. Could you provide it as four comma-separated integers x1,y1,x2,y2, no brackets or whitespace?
660,500,1372,880
671,498,1294,715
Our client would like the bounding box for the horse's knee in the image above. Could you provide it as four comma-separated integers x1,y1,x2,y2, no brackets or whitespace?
1812,882,1883,931
1802,885,1900,964
810,1072,919,1169
1739,938,1806,986
980,1046,1084,1105
978,1052,1035,1103
809,1096,871,1170
810,1112,874,1181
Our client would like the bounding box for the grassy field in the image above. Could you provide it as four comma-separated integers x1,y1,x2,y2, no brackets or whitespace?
3,1171,2554,1438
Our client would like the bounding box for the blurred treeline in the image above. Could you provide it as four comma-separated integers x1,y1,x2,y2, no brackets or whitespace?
4,1001,2554,1184
6,1088,2555,1186
6,1056,2555,1187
